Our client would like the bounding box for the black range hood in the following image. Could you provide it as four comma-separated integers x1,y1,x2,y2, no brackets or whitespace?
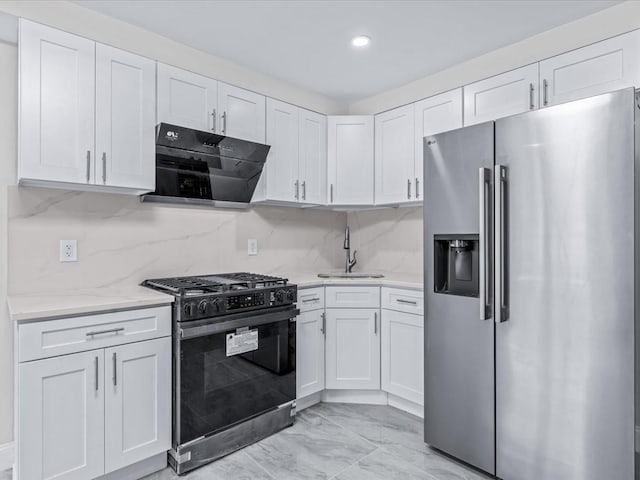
141,123,270,208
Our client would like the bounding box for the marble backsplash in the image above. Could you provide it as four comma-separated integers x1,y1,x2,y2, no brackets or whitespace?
347,206,423,277
8,186,347,294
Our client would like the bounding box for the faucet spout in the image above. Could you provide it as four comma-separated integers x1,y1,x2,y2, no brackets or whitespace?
343,226,357,273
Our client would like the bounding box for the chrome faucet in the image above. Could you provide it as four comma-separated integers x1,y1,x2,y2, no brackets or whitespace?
344,226,357,273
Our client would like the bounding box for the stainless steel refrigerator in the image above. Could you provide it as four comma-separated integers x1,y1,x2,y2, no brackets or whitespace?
423,88,637,480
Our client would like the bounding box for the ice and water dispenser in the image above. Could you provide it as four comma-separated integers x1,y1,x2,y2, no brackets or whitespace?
434,234,479,297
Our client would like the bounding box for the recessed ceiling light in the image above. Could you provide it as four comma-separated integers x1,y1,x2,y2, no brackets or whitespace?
351,35,371,48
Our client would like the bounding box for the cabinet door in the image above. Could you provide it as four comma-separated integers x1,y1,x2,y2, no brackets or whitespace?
540,30,640,107
19,350,104,480
463,64,538,126
327,116,374,205
375,105,415,204
96,44,156,191
19,19,95,184
262,98,299,202
381,310,424,405
296,310,326,398
325,308,380,390
414,89,463,200
218,82,266,143
299,109,328,205
104,337,171,473
157,63,218,131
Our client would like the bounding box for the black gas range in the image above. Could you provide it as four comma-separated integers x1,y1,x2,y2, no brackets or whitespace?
143,272,297,321
141,272,298,474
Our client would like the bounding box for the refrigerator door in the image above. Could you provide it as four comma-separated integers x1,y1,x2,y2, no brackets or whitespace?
423,122,495,475
495,89,635,480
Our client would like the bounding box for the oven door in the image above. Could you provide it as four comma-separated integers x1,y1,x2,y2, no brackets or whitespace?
176,306,297,446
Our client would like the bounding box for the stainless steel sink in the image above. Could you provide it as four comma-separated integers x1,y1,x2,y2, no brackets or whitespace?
317,273,384,279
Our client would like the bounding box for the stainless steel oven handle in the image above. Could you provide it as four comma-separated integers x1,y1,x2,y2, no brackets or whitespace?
179,307,300,340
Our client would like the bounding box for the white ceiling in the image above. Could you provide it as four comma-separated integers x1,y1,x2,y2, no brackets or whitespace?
74,0,621,103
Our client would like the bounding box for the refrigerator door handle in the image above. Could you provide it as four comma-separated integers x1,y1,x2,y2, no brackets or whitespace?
494,165,509,323
479,168,492,320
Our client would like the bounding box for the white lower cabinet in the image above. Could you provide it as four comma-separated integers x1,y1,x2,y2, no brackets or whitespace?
19,350,105,480
17,306,172,480
381,309,424,405
296,309,326,398
105,338,171,473
325,308,380,390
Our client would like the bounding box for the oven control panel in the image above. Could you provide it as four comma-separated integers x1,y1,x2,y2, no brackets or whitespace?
177,285,297,321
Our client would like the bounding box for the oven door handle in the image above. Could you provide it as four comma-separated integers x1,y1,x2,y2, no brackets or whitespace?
179,307,300,340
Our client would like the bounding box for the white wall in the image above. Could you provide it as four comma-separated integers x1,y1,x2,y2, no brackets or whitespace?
349,0,640,114
0,0,345,115
0,40,16,446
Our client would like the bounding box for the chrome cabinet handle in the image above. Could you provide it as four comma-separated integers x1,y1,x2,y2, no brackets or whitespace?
102,152,106,184
222,111,227,134
543,79,549,106
294,180,299,200
112,352,117,386
415,178,420,199
86,327,125,337
86,151,91,183
302,181,306,200
529,83,534,110
374,311,378,335
479,168,492,321
396,298,418,306
94,356,99,391
212,108,217,132
301,297,320,303
407,179,412,199
330,184,334,203
321,312,326,335
494,165,509,323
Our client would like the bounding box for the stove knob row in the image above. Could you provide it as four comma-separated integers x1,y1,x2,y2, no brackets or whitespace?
274,289,296,304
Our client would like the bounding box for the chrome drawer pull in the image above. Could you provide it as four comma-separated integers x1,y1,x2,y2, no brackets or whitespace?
301,297,320,303
86,327,125,337
396,299,418,305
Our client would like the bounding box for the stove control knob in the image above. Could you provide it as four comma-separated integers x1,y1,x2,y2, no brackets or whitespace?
183,302,194,317
286,290,295,302
211,298,222,313
198,300,208,315
275,290,284,303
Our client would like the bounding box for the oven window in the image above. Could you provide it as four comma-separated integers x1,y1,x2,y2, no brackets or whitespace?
179,318,295,444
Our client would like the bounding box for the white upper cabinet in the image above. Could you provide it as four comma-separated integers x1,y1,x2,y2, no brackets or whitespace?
218,82,266,143
414,88,463,199
19,20,95,185
375,104,415,205
540,30,640,107
96,44,156,191
464,64,539,126
263,98,300,202
157,63,218,132
299,108,327,205
327,116,374,206
19,20,155,194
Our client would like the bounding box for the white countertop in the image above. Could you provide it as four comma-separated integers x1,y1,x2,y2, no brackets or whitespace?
8,286,174,322
7,272,423,321
288,272,423,291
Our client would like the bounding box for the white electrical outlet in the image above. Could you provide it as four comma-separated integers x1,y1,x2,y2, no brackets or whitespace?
248,239,258,256
59,240,78,262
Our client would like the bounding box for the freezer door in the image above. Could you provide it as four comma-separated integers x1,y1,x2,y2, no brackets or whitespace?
495,89,635,480
423,122,495,475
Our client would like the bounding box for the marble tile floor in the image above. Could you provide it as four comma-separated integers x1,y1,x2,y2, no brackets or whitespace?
143,403,492,480
0,403,491,480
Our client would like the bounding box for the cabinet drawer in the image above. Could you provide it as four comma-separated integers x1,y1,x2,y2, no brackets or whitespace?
297,287,325,313
381,287,424,315
19,306,171,362
325,286,380,308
